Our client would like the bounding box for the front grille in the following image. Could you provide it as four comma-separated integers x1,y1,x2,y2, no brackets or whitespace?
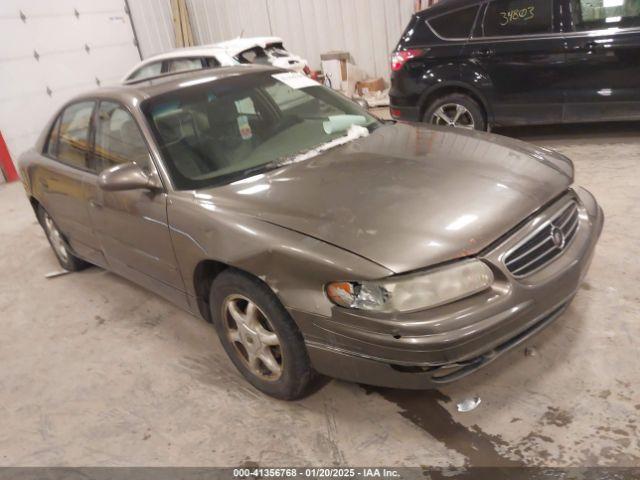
504,201,579,277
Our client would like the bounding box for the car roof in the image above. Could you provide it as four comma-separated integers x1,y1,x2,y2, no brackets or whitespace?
136,44,229,63
415,0,481,18
213,36,284,54
122,37,287,81
72,65,281,109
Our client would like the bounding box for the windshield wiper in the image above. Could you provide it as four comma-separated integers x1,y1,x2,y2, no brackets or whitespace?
239,161,282,178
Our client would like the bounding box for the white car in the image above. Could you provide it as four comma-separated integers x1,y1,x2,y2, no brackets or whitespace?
122,36,309,83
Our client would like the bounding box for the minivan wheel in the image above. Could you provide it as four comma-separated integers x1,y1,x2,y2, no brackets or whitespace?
37,205,89,271
424,93,486,131
209,269,320,400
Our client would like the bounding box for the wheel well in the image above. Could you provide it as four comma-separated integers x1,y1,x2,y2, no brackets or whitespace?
193,259,229,322
28,196,41,222
420,86,488,124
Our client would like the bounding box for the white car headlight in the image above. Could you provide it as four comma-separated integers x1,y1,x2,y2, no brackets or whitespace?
326,260,494,313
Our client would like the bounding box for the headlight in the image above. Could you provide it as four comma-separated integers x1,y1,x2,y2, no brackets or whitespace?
326,260,494,313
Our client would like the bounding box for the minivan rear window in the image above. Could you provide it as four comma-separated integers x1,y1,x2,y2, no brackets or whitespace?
483,0,553,36
429,6,479,39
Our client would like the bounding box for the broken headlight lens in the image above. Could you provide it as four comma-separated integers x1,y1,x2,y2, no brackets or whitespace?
326,260,494,313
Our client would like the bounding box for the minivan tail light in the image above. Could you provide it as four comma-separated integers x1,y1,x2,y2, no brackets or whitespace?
391,49,423,71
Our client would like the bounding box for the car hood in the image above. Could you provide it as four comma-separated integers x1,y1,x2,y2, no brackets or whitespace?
201,123,573,274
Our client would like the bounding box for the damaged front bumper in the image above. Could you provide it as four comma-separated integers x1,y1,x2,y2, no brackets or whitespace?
291,187,604,389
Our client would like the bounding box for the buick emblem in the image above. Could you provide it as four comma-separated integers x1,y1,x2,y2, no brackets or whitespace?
550,226,565,249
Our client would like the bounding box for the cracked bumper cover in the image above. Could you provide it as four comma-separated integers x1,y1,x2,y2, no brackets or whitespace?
290,187,604,389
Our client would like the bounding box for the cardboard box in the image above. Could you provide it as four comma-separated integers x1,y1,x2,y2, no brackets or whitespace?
355,77,385,96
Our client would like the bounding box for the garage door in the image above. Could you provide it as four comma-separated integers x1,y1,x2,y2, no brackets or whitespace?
0,0,141,183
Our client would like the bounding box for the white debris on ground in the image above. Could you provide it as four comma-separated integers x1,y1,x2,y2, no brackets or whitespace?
456,396,482,412
280,124,370,166
44,270,71,279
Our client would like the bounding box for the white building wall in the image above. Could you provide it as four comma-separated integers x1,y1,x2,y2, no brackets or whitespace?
0,0,141,172
126,0,175,57
130,0,415,79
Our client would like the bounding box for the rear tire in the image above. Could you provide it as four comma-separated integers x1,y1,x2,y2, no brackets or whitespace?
37,205,89,271
209,269,321,400
423,93,486,131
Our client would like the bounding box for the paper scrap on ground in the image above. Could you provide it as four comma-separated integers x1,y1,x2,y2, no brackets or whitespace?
45,270,71,279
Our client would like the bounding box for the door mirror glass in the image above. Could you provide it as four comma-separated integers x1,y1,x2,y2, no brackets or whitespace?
98,162,161,191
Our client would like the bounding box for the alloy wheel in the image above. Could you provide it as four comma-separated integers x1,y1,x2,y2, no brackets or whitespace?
43,212,69,263
431,103,476,130
222,294,283,381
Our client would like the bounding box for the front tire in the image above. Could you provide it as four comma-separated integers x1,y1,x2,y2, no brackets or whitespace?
37,205,89,271
423,93,486,131
209,269,320,400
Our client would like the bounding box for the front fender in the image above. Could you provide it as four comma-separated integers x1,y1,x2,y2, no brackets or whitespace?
167,193,393,319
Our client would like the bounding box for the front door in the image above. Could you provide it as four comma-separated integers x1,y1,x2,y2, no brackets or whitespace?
463,0,566,125
87,100,187,308
561,0,640,122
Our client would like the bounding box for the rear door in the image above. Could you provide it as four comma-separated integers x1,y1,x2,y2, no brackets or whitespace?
463,0,566,125
561,0,640,122
38,100,106,267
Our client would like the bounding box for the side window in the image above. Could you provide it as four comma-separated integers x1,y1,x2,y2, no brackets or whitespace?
129,62,162,81
57,101,95,170
429,6,479,39
205,56,221,68
166,58,203,73
570,0,640,30
483,0,553,36
45,116,61,157
94,101,150,171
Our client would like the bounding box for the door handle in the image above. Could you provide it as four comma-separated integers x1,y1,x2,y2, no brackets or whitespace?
584,41,598,51
472,47,494,57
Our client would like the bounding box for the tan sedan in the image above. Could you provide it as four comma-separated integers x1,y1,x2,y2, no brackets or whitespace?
19,66,603,399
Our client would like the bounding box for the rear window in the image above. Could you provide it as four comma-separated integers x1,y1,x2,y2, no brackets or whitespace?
236,47,271,65
429,6,479,39
483,0,553,36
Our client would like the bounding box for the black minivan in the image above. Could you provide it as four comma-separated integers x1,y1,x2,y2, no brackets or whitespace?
389,0,640,130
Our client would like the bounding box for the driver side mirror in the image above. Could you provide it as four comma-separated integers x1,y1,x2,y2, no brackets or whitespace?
98,163,162,192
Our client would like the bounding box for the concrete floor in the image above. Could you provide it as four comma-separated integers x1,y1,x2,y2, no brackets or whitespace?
1,122,638,468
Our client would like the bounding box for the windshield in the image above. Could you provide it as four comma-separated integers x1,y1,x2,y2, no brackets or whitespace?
142,71,380,190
